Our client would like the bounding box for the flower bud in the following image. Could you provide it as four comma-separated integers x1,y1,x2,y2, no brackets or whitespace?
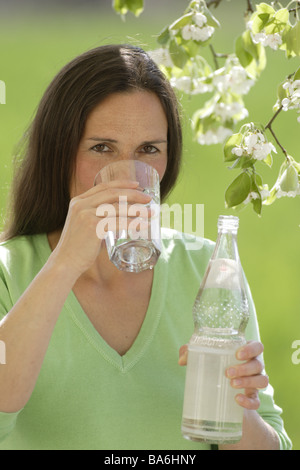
279,164,299,193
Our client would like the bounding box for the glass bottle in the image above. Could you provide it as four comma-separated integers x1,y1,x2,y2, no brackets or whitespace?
181,215,250,445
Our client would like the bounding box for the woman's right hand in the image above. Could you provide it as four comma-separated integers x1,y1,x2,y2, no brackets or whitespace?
50,180,152,278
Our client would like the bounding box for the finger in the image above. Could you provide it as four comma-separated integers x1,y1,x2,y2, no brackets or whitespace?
230,373,269,390
226,358,264,379
178,345,188,366
236,340,264,361
92,188,152,208
80,179,140,198
96,203,153,218
235,390,261,410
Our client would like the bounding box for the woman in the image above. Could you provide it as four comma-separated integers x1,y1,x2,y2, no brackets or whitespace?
0,44,291,450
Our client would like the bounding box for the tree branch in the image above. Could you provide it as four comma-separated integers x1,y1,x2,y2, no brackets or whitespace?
206,0,223,8
246,0,254,14
265,106,289,158
209,44,229,70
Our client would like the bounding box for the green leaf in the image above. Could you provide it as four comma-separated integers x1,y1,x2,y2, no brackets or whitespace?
240,156,256,169
285,22,300,56
235,33,266,78
280,165,299,192
282,22,300,58
242,30,261,62
265,8,289,35
250,173,262,215
236,35,254,68
169,39,189,69
294,66,300,81
277,81,288,102
252,12,271,34
225,172,251,208
169,13,194,30
157,26,171,46
251,196,262,215
254,172,263,187
112,0,144,17
256,3,275,16
202,5,221,29
224,133,243,162
250,3,274,33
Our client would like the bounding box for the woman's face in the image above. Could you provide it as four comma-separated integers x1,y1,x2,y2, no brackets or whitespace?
71,90,168,197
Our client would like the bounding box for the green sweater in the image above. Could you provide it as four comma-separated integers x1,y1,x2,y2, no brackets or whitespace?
0,230,292,450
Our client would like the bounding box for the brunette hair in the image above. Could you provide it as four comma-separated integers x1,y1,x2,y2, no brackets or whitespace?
2,44,182,240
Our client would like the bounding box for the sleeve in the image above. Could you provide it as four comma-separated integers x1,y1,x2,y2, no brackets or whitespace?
0,264,22,444
245,280,292,450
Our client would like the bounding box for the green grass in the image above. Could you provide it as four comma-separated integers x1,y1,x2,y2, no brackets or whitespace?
0,2,299,449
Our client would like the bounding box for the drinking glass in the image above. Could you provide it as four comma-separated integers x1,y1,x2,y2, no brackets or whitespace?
94,160,161,273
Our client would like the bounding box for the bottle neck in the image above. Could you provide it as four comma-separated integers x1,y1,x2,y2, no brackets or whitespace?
213,230,240,262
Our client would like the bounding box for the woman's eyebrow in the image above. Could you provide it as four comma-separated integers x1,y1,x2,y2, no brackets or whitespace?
141,140,168,145
87,137,167,145
87,137,118,143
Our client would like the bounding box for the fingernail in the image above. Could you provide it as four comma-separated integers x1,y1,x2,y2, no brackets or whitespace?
235,395,245,405
232,378,242,387
237,349,246,360
226,368,236,378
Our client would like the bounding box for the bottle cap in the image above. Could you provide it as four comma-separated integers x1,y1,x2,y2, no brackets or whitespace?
218,215,239,233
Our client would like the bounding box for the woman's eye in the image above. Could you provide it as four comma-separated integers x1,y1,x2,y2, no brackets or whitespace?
142,145,159,154
91,144,111,153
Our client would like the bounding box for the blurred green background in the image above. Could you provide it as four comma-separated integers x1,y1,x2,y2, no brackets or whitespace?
0,0,299,449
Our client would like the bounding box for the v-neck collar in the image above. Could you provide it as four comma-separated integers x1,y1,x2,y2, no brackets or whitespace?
36,233,166,373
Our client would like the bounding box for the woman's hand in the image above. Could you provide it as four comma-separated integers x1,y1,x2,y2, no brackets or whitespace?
179,340,269,410
50,180,152,278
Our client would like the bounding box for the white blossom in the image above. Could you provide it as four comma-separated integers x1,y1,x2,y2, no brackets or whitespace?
170,76,192,94
231,146,243,157
246,134,276,161
192,78,213,94
148,48,173,68
232,131,277,161
281,80,300,106
193,12,207,28
181,24,200,41
214,101,248,121
281,78,300,123
253,31,282,50
198,126,232,145
243,191,260,204
266,33,283,50
181,23,214,42
243,184,270,205
260,185,271,200
170,76,213,95
212,65,255,96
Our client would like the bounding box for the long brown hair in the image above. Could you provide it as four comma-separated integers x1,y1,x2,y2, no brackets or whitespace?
2,44,182,241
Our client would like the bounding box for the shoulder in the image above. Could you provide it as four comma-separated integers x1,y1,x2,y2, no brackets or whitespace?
0,234,49,273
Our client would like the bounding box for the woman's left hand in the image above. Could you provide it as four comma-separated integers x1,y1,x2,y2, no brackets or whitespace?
179,340,269,411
